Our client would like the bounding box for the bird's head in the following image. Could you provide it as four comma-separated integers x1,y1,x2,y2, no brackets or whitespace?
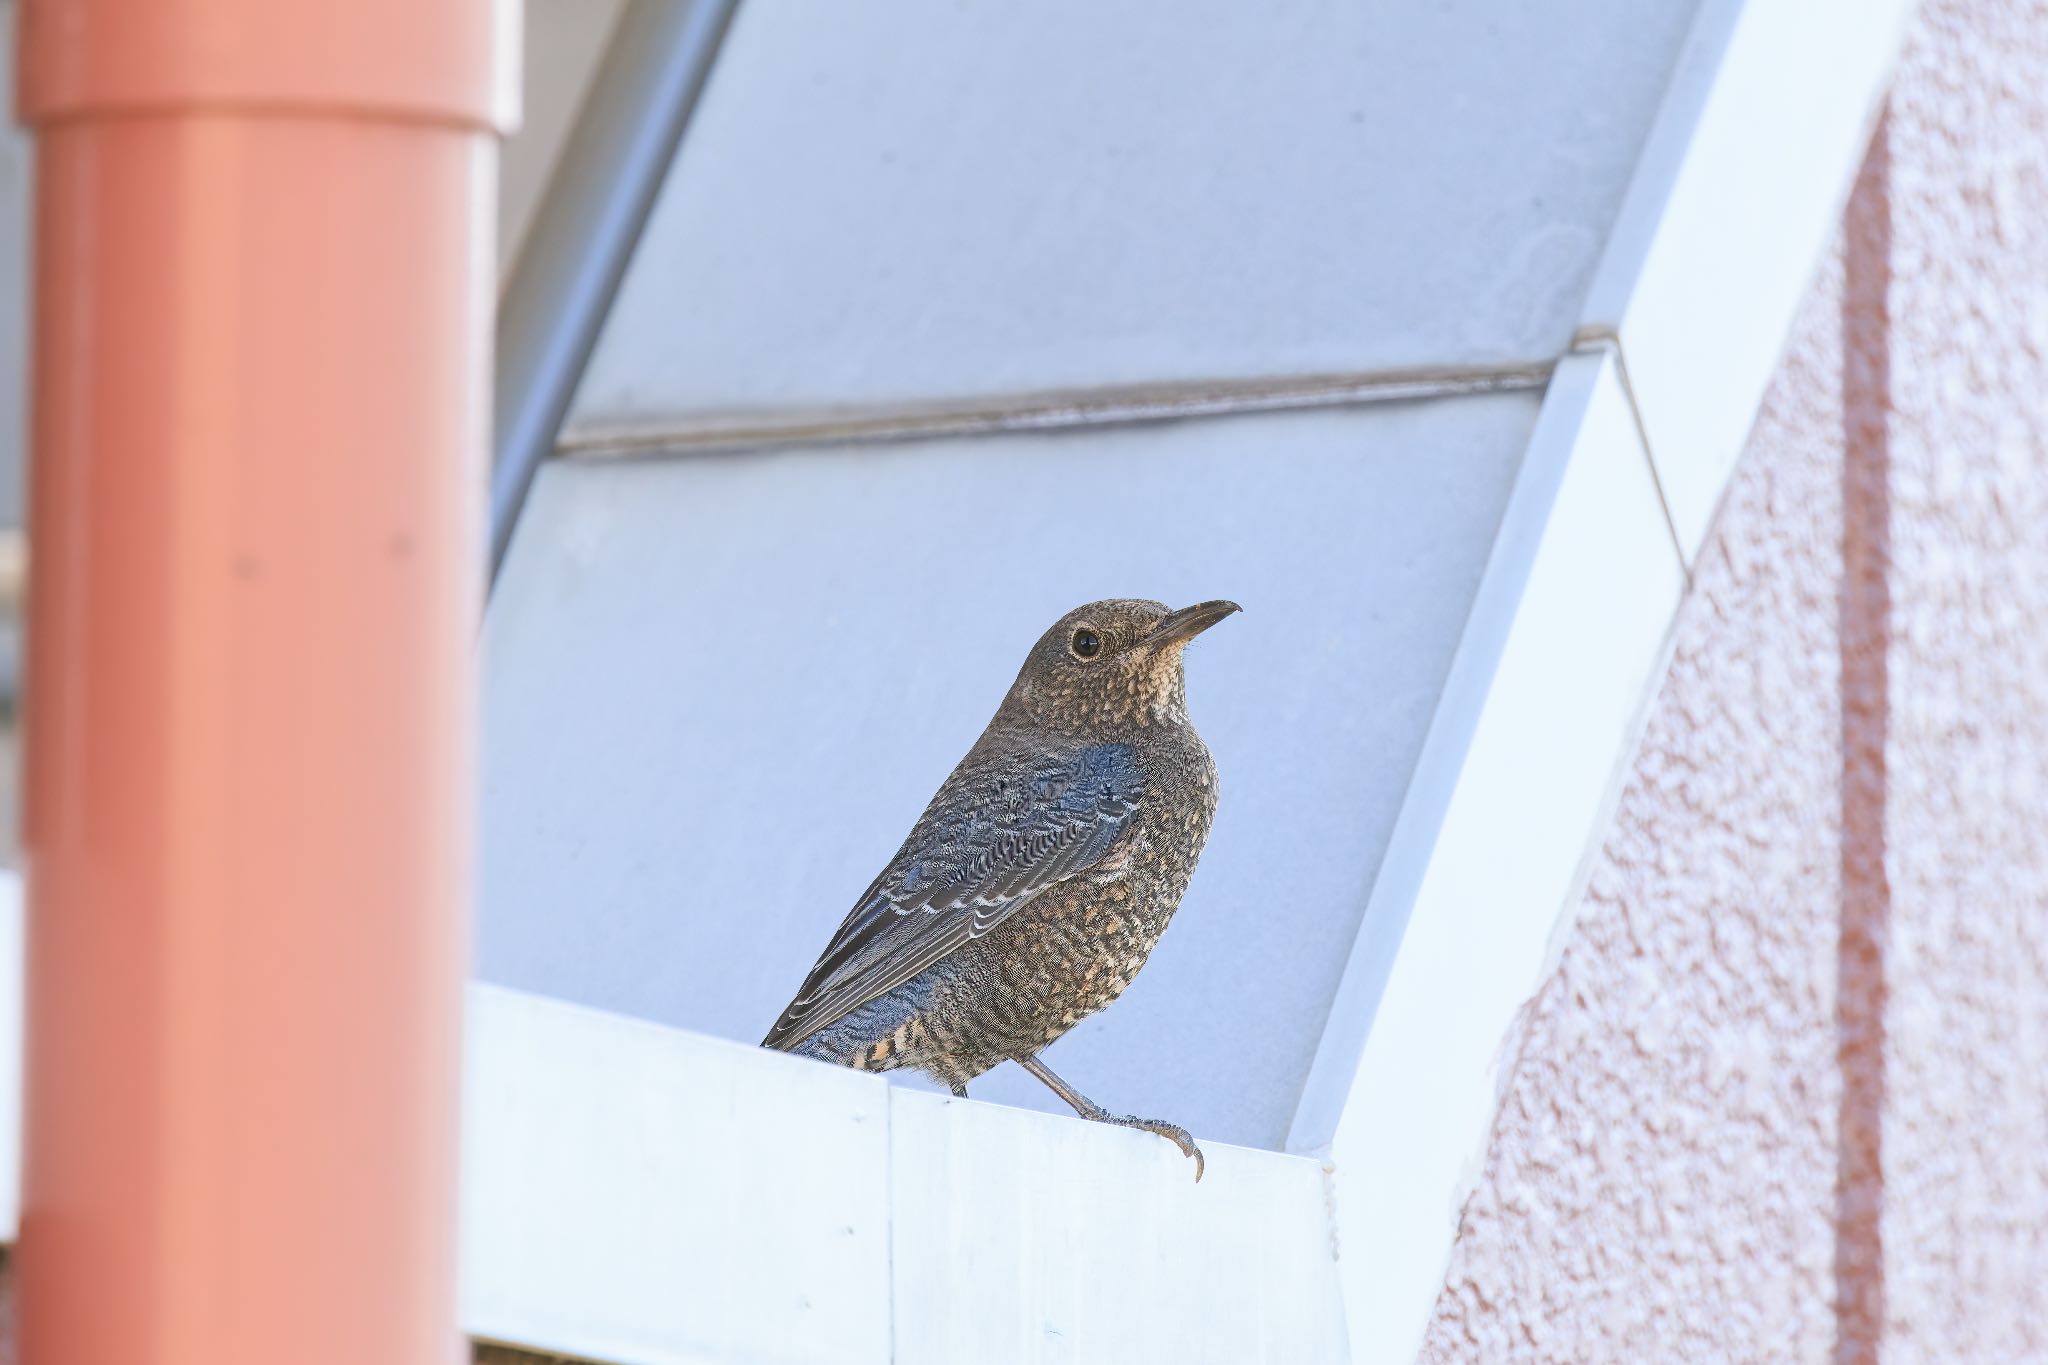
998,597,1240,734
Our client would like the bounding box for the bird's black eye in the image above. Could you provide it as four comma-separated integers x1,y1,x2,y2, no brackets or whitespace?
1070,627,1102,660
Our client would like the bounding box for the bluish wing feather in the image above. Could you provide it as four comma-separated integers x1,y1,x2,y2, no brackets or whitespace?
762,743,1144,1050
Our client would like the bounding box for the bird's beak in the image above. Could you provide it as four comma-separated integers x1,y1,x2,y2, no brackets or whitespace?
1147,599,1242,648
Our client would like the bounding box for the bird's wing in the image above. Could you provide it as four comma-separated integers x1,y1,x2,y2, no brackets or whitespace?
762,742,1145,1052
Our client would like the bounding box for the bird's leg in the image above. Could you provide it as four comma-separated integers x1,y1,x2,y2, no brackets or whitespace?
1014,1054,1204,1182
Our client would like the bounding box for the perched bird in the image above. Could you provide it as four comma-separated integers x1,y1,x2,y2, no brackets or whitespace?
764,597,1237,1179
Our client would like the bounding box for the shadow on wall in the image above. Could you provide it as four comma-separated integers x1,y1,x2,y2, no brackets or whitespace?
1833,109,1891,1365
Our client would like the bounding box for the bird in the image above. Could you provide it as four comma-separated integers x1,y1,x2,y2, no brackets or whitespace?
763,597,1237,1180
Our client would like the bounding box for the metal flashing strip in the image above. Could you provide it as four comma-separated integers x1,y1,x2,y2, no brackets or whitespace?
490,0,740,584
1291,353,1685,1364
553,359,1556,462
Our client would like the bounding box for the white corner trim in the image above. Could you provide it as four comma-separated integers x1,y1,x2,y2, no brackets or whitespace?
1579,0,1915,561
1293,353,1684,1364
1280,3,1918,1352
462,983,1344,1365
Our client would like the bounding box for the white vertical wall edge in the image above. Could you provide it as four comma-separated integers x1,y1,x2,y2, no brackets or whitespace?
461,984,1345,1365
1579,0,1915,560
1312,354,1684,1364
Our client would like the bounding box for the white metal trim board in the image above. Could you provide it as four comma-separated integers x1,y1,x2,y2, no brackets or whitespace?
1311,353,1684,1364
461,984,1345,1365
1284,1,1913,1351
888,1087,1346,1365
461,985,894,1365
0,920,1352,1360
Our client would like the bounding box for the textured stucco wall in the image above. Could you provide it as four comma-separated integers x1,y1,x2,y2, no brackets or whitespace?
1878,0,2048,1356
1421,239,1852,1365
1422,0,2048,1359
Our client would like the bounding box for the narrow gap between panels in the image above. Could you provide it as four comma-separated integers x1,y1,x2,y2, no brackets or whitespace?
472,1338,605,1365
550,359,1557,463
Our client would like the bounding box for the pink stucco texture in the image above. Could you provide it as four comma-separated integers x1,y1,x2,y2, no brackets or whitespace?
1421,0,2048,1360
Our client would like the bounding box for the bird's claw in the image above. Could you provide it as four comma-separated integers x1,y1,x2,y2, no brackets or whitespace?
1116,1114,1205,1182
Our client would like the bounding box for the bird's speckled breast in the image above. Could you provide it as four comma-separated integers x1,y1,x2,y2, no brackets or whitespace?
827,728,1219,1090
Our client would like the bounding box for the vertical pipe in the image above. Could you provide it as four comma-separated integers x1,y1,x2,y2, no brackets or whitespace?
13,4,511,1363
489,0,738,584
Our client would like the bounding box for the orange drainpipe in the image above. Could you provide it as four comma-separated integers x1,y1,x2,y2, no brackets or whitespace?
13,4,511,1363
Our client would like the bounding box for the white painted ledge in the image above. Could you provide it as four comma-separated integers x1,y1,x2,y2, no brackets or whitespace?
0,893,1338,1364
1579,0,1913,560
463,984,1347,1365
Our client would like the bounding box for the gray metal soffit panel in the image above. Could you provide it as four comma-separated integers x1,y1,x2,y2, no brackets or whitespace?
479,394,1535,1150
566,0,1703,435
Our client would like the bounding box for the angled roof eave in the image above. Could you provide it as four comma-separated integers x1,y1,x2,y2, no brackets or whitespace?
1284,0,1917,1359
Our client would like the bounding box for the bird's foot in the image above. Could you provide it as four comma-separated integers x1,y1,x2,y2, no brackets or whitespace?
1011,1054,1207,1181
1095,1111,1205,1182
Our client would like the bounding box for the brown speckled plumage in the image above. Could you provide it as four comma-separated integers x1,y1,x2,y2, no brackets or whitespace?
763,598,1236,1177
